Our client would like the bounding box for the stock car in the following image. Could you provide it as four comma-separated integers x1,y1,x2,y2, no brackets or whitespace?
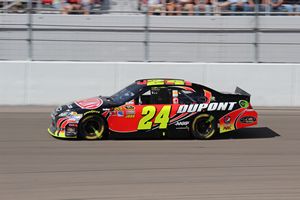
48,79,258,140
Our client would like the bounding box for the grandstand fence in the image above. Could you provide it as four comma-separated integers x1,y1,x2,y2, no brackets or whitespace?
1,8,300,62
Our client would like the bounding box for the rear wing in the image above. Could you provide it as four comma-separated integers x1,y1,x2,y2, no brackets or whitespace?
235,87,251,97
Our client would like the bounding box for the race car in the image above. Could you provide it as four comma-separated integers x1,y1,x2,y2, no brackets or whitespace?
48,79,258,140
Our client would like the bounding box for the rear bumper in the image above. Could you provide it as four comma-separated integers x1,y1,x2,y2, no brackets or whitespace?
219,108,258,133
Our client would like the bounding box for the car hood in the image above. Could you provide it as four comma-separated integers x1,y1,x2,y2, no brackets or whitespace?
53,96,115,117
73,96,110,110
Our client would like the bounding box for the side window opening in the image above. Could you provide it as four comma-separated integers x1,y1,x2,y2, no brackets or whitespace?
178,89,206,104
151,87,172,104
136,87,172,105
136,90,151,105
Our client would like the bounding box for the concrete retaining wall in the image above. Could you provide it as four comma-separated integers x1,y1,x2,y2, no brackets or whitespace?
0,61,299,106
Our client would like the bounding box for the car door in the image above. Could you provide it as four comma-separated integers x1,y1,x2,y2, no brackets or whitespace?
135,87,175,132
107,86,179,133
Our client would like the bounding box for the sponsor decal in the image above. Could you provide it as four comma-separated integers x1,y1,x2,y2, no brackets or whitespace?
114,107,122,111
224,116,231,124
240,116,256,124
125,105,134,110
203,90,212,104
172,90,178,97
75,98,103,110
147,79,165,86
147,79,185,86
125,110,135,118
117,111,124,117
110,107,123,116
68,123,78,127
69,112,82,120
165,80,185,85
172,90,179,104
239,100,249,108
58,112,69,117
173,97,179,104
177,102,237,114
185,81,192,86
136,80,148,85
126,110,135,114
222,125,232,131
124,105,136,118
110,111,117,116
219,107,245,133
175,121,190,126
83,110,100,115
126,113,135,118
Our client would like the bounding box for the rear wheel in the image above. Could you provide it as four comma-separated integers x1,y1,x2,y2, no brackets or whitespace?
78,115,107,140
191,114,217,140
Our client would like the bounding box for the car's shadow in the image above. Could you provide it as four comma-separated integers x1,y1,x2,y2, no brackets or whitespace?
106,127,280,141
212,127,280,140
52,127,280,141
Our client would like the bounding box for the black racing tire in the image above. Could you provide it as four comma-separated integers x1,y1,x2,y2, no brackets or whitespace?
191,114,217,140
78,115,107,140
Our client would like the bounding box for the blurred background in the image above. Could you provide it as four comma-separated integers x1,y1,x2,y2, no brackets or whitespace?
0,0,300,106
2,0,300,62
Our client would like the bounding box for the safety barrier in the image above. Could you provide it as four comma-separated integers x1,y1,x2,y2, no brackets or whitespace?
0,61,299,106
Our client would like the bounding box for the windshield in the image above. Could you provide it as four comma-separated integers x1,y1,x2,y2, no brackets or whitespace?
110,83,144,105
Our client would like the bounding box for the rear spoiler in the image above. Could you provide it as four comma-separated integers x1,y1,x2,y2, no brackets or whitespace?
235,87,251,97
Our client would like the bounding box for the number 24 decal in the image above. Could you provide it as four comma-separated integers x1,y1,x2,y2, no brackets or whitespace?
137,105,171,130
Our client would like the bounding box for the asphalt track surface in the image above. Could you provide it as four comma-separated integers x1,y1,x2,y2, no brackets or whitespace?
0,107,300,200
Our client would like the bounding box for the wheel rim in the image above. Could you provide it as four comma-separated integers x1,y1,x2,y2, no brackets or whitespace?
81,117,104,139
195,117,215,139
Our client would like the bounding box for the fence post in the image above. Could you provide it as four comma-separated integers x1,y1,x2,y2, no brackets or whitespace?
254,0,259,63
27,0,33,61
144,7,150,62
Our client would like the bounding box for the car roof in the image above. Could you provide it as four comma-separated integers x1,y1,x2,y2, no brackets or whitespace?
135,78,192,87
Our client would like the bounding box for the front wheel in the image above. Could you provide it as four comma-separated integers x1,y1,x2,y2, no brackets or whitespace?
191,114,217,140
78,115,107,140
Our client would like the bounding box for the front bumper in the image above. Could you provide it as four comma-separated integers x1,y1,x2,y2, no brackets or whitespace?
47,127,61,138
48,111,82,139
48,123,77,139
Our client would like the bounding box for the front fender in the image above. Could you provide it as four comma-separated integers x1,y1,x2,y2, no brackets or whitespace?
48,112,83,139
